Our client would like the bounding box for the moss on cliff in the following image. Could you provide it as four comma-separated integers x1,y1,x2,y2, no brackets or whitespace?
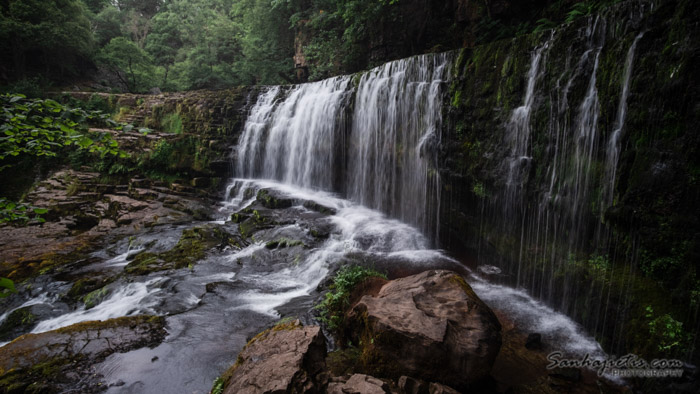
440,0,700,361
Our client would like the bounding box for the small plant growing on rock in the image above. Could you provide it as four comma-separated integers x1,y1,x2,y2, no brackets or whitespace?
316,265,386,333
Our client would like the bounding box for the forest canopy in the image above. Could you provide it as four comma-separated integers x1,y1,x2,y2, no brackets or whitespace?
0,0,621,94
0,0,405,93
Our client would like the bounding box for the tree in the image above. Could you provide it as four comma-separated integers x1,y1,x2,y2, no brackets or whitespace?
83,0,112,14
145,11,183,87
97,37,155,93
0,0,94,81
93,5,124,47
231,0,295,85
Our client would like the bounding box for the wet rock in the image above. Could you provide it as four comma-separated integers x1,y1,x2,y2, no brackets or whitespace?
221,320,327,394
428,382,461,394
303,200,337,215
398,375,428,394
327,373,390,394
0,306,38,342
126,224,242,275
0,315,166,393
525,333,542,350
347,270,501,390
257,188,294,209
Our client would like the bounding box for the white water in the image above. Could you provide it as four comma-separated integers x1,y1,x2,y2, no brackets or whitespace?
236,54,451,239
31,279,163,334
505,36,551,204
604,32,644,207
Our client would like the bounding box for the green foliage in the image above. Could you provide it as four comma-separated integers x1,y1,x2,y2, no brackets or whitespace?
472,182,487,198
645,306,688,353
587,254,610,272
0,277,17,298
533,18,557,33
565,2,596,24
299,0,402,79
0,77,47,99
93,6,124,46
0,94,125,168
148,140,175,168
316,265,386,332
97,37,155,93
0,198,47,225
161,113,183,134
211,377,225,394
0,0,94,81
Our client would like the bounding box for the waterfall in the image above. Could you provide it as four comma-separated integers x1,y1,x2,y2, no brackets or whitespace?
479,16,610,308
236,54,451,239
603,32,644,208
504,37,551,208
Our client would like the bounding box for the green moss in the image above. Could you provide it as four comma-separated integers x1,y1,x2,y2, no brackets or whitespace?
0,307,36,340
83,286,109,309
256,189,293,209
265,238,304,249
126,225,237,275
161,112,183,134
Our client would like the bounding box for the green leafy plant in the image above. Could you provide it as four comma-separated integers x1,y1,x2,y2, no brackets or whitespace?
533,18,557,33
645,306,687,353
0,198,47,224
316,265,386,332
0,94,127,172
565,2,596,24
0,277,17,298
211,377,225,394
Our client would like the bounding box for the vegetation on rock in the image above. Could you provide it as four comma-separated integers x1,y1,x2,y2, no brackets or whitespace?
316,265,386,333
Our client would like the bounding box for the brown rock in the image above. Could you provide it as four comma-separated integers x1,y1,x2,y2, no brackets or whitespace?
348,270,501,390
223,320,326,394
428,382,461,394
327,373,389,394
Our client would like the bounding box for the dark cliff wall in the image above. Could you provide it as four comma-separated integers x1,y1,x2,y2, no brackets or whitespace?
439,0,700,361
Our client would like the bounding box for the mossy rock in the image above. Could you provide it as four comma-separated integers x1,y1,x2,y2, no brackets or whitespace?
126,225,241,275
256,189,294,209
0,315,166,393
0,307,36,342
264,238,305,250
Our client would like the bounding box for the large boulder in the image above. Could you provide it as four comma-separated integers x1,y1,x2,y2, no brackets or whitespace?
0,315,166,393
222,319,327,394
347,270,501,390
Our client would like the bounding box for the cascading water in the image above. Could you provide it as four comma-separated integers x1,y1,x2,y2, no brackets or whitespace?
504,36,551,208
470,3,670,356
603,32,644,208
236,53,451,239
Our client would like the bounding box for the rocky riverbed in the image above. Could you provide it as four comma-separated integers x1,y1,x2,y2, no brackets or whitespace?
0,175,629,393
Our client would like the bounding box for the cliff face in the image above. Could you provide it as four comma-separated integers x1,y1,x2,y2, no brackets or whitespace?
440,0,700,360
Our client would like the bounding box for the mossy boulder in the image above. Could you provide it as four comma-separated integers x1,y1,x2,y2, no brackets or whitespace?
256,189,294,209
0,315,166,393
